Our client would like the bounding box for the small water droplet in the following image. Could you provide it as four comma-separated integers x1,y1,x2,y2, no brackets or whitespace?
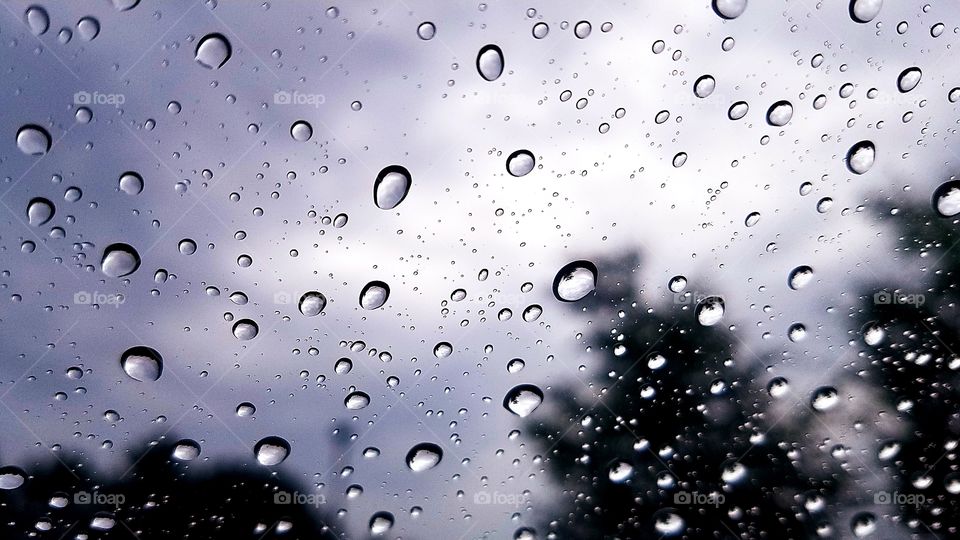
477,44,504,82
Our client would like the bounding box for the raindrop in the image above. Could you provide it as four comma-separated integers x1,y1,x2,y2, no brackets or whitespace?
574,20,591,39
507,358,525,373
360,281,390,309
862,322,885,346
119,172,144,195
195,33,232,69
608,460,634,483
693,75,716,98
744,212,760,227
476,44,504,82
0,467,26,490
101,243,141,277
850,512,877,537
553,260,598,302
713,0,748,19
767,377,790,398
506,150,536,177
417,21,436,40
16,125,51,156
788,265,814,290
369,512,394,535
766,100,793,126
298,291,327,316
850,0,882,23
290,120,313,142
232,319,259,340
26,198,55,226
897,67,921,93
532,22,549,39
433,342,453,358
503,384,544,417
120,346,163,382
811,386,839,411
668,276,687,293
254,436,290,466
933,180,960,217
695,296,725,326
172,439,201,461
345,391,370,410
788,323,807,342
846,140,875,174
652,509,686,536
25,6,49,35
373,165,412,209
236,402,256,416
77,17,100,41
406,442,443,472
728,101,749,120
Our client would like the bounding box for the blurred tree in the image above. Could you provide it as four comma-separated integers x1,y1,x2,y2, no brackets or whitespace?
0,434,340,539
532,253,839,539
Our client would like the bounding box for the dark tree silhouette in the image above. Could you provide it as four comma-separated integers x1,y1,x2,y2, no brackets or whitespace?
532,253,839,539
0,434,341,539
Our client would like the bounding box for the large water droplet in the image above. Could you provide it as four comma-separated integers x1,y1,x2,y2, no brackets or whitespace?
846,140,875,174
120,346,162,382
345,391,370,410
405,442,443,472
933,180,960,217
766,100,793,126
693,75,716,98
788,265,814,290
298,291,327,316
24,6,49,35
254,436,290,466
850,0,882,23
713,0,748,19
16,125,51,156
573,20,592,39
503,384,544,417
369,511,395,535
553,260,598,302
696,296,725,326
373,165,412,209
101,243,141,277
506,149,536,177
0,467,27,490
172,439,201,461
433,342,453,358
417,21,435,40
897,67,922,93
232,319,259,340
26,198,55,226
360,281,390,309
851,512,877,537
767,377,790,398
811,386,839,411
119,172,144,195
290,120,313,142
652,509,686,536
477,44,504,82
608,460,634,483
195,33,232,69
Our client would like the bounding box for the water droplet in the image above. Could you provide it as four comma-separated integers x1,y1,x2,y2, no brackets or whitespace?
693,75,716,98
451,289,467,301
933,180,960,217
178,239,197,255
360,281,390,309
608,460,634,483
345,391,370,410
897,67,922,92
713,0,748,19
433,342,453,358
335,358,353,374
851,512,877,537
668,276,687,293
172,439,201,461
232,319,259,340
850,0,882,23
788,265,814,290
744,212,761,227
298,291,327,316
862,321,885,346
236,402,256,416
788,322,807,342
532,22,549,39
652,509,686,536
195,33,232,69
406,442,443,472
369,511,394,535
477,44,504,82
373,165,412,209
522,304,542,322
767,377,790,398
77,17,100,41
101,243,141,277
24,6,49,35
417,21,435,40
728,101,749,120
846,140,875,174
503,384,543,417
119,172,144,195
766,100,793,126
507,358,525,373
26,198,55,226
0,467,26,490
811,386,839,411
574,20,591,39
553,260,598,302
120,346,162,382
254,436,290,466
696,296,725,326
16,125,51,156
290,120,313,142
506,150,536,177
